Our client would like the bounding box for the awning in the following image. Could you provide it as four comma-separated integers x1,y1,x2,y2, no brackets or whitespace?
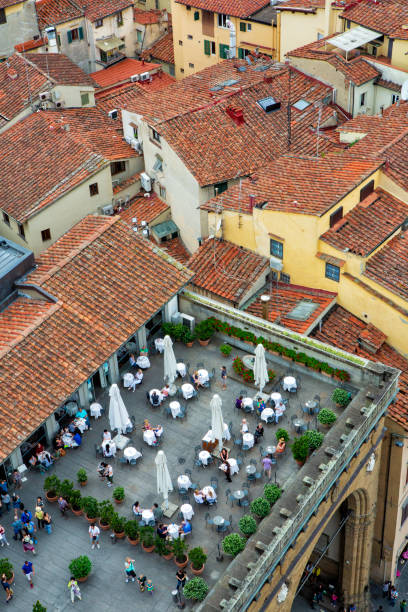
95,36,123,51
329,26,381,53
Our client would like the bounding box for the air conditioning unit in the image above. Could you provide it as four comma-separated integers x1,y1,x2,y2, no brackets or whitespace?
39,91,51,101
55,100,65,108
108,109,118,119
130,138,142,152
101,204,114,215
171,311,182,325
180,313,195,332
269,256,283,271
141,172,151,192
130,74,140,82
125,136,132,144
139,71,150,82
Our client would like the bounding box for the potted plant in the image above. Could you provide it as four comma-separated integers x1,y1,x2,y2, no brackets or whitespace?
58,479,74,505
275,428,289,443
68,555,92,583
154,535,173,560
194,320,214,346
80,496,99,523
125,520,140,546
220,343,232,357
110,512,126,538
69,489,82,516
331,388,350,407
222,533,246,557
172,537,188,567
33,602,47,612
112,486,125,504
77,468,87,487
0,558,14,583
303,429,324,451
318,408,337,428
263,484,282,506
238,515,257,537
291,436,310,466
98,500,114,530
43,475,60,502
250,497,271,518
180,326,195,347
189,546,207,575
183,577,209,602
140,526,155,553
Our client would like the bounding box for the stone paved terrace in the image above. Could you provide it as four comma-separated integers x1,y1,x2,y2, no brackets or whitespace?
1,337,345,611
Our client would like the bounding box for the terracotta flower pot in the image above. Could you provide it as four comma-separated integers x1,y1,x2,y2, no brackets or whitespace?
98,520,110,531
185,342,194,348
190,563,205,575
45,491,58,503
142,543,155,553
86,514,97,524
77,574,89,583
114,498,124,505
295,459,305,467
114,530,125,539
174,554,189,568
71,507,83,517
198,339,210,347
79,481,87,487
163,552,173,560
127,536,140,546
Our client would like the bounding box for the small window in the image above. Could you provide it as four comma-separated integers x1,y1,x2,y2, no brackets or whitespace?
89,183,99,196
247,23,251,31
18,222,25,239
189,62,194,68
186,4,191,8
392,93,400,104
280,272,290,283
67,27,83,43
180,68,184,73
214,181,228,195
219,43,229,59
153,155,163,172
218,13,228,28
293,99,310,111
211,41,216,54
95,18,103,28
360,92,366,107
2,211,10,226
133,126,138,138
346,19,350,28
270,239,283,259
0,8,6,23
116,11,123,26
137,30,143,42
329,206,343,228
360,179,374,202
187,34,193,39
179,40,183,46
81,92,90,106
401,497,408,526
41,228,51,242
110,161,126,175
152,128,161,143
240,22,246,32
325,263,340,282
194,10,199,20
159,185,166,199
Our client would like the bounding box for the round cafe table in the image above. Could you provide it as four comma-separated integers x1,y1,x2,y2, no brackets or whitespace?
305,400,317,415
283,376,296,391
242,397,253,410
90,402,102,418
197,369,209,383
136,355,150,369
243,432,254,449
182,383,194,399
246,465,257,475
266,445,276,455
177,362,186,377
199,450,211,465
233,490,246,506
219,458,239,475
213,515,225,531
143,430,156,446
177,475,192,490
180,503,194,521
124,447,141,461
142,509,154,522
170,401,181,418
202,485,216,498
167,523,180,540
271,391,282,403
261,407,274,423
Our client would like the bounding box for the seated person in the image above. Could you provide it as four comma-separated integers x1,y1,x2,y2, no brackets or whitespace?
150,391,161,407
103,442,115,457
129,353,137,368
193,489,204,504
192,371,204,389
132,501,142,517
36,442,44,455
219,447,229,463
73,429,82,446
135,369,143,385
156,523,168,539
206,490,216,504
68,421,76,434
54,436,64,451
76,407,90,426
142,419,152,431
241,418,249,434
153,424,163,437
276,437,286,454
161,384,170,398
102,429,111,442
97,462,107,478
38,451,53,467
28,455,38,468
256,398,266,415
179,520,192,536
235,396,243,410
151,502,163,521
254,423,264,443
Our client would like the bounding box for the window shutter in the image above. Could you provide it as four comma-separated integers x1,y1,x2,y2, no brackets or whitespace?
240,22,246,32
78,26,84,40
67,29,73,43
238,47,244,59
204,39,210,55
219,43,229,59
194,10,199,20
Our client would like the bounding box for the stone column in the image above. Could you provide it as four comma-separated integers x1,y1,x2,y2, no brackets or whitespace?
137,326,147,351
44,414,59,444
108,353,120,384
78,381,90,408
9,447,23,470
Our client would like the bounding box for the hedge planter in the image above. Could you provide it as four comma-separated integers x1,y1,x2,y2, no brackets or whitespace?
222,533,246,557
183,577,209,602
174,554,188,568
189,547,207,575
71,507,82,517
98,520,110,531
140,526,155,552
127,536,140,546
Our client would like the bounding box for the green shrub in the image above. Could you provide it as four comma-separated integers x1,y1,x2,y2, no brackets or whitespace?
0,558,13,580
112,486,125,501
110,512,126,534
68,556,91,580
33,602,46,612
140,525,155,547
58,479,74,500
304,429,324,450
250,497,271,518
43,475,60,495
98,500,114,526
183,577,209,601
80,496,99,518
124,520,139,540
238,515,257,536
291,436,309,463
318,408,337,425
263,484,282,505
154,535,172,556
331,388,350,407
220,343,232,356
222,533,246,556
69,489,81,510
172,537,188,562
77,468,87,483
275,428,289,443
189,547,207,570
194,319,215,341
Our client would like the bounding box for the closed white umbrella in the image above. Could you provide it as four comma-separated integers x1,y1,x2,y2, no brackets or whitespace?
254,343,269,392
210,394,224,452
155,450,173,509
108,383,131,434
163,334,178,383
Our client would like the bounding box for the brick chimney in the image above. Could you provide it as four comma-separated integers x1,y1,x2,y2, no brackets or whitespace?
260,294,270,320
249,194,256,211
226,105,244,125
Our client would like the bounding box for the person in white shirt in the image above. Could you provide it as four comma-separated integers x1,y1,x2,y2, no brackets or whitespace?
135,369,143,385
102,430,111,442
89,524,100,549
241,418,249,434
103,442,116,458
275,403,284,424
193,490,204,504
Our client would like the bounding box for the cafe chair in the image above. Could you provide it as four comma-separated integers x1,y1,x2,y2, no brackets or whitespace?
205,513,214,528
242,444,250,453
210,477,218,491
119,457,127,467
234,437,242,448
129,458,137,466
244,405,253,414
267,416,274,424
95,443,103,458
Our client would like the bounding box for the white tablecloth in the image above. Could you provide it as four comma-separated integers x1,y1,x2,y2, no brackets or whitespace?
143,430,156,446
182,383,194,399
74,417,88,434
197,369,209,383
202,486,216,502
177,363,186,377
242,397,254,410
283,376,296,391
112,433,130,450
136,355,150,369
154,338,164,353
123,372,135,389
142,509,154,522
170,401,181,418
199,450,211,465
219,458,239,475
90,403,102,418
243,432,254,449
178,475,192,490
261,408,275,422
180,503,194,520
167,523,180,540
124,446,142,460
62,433,77,448
271,392,282,403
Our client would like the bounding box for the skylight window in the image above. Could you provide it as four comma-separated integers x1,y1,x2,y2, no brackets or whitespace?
257,96,281,113
286,299,319,321
293,99,310,111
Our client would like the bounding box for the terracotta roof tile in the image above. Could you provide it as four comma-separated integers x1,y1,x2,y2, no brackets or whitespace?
359,323,387,351
35,0,83,30
312,305,408,429
90,58,162,90
14,37,47,52
187,238,269,304
320,188,408,256
376,78,401,92
0,0,23,7
0,215,193,461
27,53,96,86
278,0,323,9
382,133,408,191
119,191,169,225
140,31,174,64
0,108,137,222
246,283,337,333
113,171,141,194
341,0,408,40
175,0,269,18
154,236,190,264
0,298,59,354
96,82,146,123
83,0,132,22
364,231,408,302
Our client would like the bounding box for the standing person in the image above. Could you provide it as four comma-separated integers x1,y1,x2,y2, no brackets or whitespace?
12,494,22,511
1,492,10,512
12,513,23,541
383,581,391,599
0,525,9,547
1,573,13,603
390,586,398,607
124,558,136,583
35,506,44,530
43,512,52,534
176,569,187,591
400,600,407,612
22,530,36,555
104,464,113,487
58,496,69,517
12,469,22,489
262,455,273,480
68,576,82,603
89,523,100,549
21,560,34,589
36,496,44,509
220,366,227,390
224,461,232,483
146,579,154,593
138,575,147,592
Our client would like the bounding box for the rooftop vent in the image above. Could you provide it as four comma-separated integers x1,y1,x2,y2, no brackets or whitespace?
226,105,244,125
237,66,247,72
293,98,310,111
210,84,224,92
286,299,319,321
221,78,240,86
257,96,281,113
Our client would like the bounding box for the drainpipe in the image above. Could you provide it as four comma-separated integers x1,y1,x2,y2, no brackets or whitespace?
324,0,331,36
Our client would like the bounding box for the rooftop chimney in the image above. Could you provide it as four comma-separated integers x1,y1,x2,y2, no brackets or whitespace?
260,294,270,320
249,194,256,211
226,105,244,125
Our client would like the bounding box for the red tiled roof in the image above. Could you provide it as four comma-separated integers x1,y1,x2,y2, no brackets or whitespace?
202,153,381,215
0,298,59,354
90,58,161,90
0,215,193,461
187,238,269,305
14,37,47,52
155,236,190,264
95,82,146,122
312,305,408,429
27,53,96,86
140,31,174,65
113,172,141,194
83,0,132,21
364,232,408,302
0,108,136,222
246,283,337,334
288,35,380,85
119,191,169,225
0,0,23,7
134,7,163,23
136,70,175,90
36,0,83,30
341,0,408,40
359,323,387,351
383,133,408,192
175,0,269,18
320,188,408,256
278,0,324,9
376,78,401,92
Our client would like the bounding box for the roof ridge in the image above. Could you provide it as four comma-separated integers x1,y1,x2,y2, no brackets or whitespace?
379,126,408,155
17,52,56,86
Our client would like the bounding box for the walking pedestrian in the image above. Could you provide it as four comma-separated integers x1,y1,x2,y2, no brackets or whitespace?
224,461,232,483
1,492,10,512
124,558,136,583
138,575,147,592
68,576,82,603
89,523,100,549
105,464,113,487
12,469,22,489
176,569,187,591
220,366,227,390
383,581,391,599
12,513,23,541
58,496,69,517
390,586,398,607
22,530,36,554
36,497,44,509
1,573,13,603
43,512,52,534
146,579,154,593
21,560,34,589
400,599,407,611
0,524,9,547
35,506,44,530
262,455,273,480
12,494,22,510
21,509,31,525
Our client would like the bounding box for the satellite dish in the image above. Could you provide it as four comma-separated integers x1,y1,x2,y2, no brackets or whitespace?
401,79,408,101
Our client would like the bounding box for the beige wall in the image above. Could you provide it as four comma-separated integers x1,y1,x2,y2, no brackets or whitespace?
91,5,135,64
278,7,343,59
134,0,172,12
52,84,95,108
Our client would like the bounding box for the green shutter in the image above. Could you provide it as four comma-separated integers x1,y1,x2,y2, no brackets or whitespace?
67,29,73,43
219,43,229,59
78,26,84,39
204,39,210,55
194,10,199,20
238,47,244,59
240,22,246,32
